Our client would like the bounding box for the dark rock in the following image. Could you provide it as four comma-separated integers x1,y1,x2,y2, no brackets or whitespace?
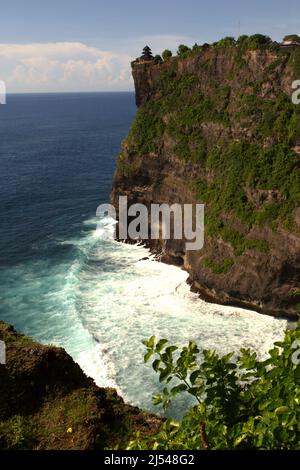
0,322,161,450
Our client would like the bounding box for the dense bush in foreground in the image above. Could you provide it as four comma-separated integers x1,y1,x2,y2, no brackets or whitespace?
127,322,300,450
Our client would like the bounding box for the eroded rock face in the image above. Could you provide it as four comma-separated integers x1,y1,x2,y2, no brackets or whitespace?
111,47,300,319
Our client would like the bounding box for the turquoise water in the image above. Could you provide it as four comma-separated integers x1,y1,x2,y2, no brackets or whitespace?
0,93,287,415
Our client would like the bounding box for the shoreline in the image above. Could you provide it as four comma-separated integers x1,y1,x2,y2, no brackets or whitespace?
118,238,298,323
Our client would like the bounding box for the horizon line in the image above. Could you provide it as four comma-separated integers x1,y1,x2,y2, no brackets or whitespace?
6,90,135,95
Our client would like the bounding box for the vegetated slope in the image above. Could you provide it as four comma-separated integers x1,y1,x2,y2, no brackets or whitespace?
111,40,300,318
0,322,161,450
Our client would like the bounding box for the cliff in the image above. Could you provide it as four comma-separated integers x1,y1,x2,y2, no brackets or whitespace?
0,322,161,450
111,43,300,319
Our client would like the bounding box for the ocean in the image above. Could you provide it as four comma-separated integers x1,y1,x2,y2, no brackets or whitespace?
0,92,287,415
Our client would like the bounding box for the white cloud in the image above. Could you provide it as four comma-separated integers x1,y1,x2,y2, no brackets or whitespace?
0,35,195,93
0,42,134,92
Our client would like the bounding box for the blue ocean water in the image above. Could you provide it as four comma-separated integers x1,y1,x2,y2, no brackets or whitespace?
0,92,287,415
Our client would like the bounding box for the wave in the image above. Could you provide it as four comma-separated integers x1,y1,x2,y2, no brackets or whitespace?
0,214,287,416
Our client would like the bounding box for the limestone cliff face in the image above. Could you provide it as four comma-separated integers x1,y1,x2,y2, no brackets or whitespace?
111,46,300,319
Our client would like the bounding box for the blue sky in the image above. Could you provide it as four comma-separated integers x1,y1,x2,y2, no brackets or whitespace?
1,0,300,92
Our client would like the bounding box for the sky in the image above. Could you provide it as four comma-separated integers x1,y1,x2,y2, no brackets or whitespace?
1,0,300,93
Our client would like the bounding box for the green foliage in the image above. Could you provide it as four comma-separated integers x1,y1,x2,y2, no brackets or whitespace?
266,57,283,73
128,325,300,450
204,217,269,256
0,415,33,449
128,101,165,154
235,93,297,141
214,37,236,48
128,40,300,235
177,44,191,57
153,55,163,65
196,140,300,231
162,49,172,61
203,257,234,274
289,47,300,77
236,35,249,47
237,34,272,52
192,43,201,53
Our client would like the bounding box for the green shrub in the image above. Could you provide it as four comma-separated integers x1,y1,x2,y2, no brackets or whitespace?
289,48,300,77
127,324,300,450
203,257,234,274
237,34,272,52
153,55,163,64
162,49,172,61
177,44,191,56
215,36,236,48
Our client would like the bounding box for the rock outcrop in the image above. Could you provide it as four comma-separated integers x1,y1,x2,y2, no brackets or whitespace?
0,322,161,450
111,45,300,319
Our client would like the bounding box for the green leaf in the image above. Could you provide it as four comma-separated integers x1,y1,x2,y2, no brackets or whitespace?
152,359,161,371
159,366,172,382
190,370,201,385
152,394,163,406
165,346,178,356
144,349,154,363
155,339,168,352
275,406,290,415
142,335,155,349
234,434,248,447
187,387,201,397
171,384,187,396
294,365,300,380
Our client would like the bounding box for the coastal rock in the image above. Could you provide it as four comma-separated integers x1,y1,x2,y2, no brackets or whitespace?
0,322,161,450
111,46,300,319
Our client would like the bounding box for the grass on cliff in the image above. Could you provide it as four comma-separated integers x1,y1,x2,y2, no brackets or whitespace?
0,322,161,450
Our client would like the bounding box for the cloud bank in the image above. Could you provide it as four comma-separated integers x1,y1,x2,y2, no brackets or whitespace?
0,42,133,93
0,35,194,93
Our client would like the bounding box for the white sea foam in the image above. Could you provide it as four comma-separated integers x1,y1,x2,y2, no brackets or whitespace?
77,343,119,391
2,215,287,416
64,216,287,414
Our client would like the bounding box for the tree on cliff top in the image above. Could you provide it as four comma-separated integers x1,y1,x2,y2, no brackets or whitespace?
162,49,172,61
153,55,163,65
177,44,191,56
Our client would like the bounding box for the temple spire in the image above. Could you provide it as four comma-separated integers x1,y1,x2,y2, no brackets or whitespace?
141,45,153,61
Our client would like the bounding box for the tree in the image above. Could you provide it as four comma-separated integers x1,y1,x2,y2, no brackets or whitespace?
236,34,272,52
162,49,172,61
153,55,163,64
216,36,236,48
248,34,272,48
177,44,191,56
236,34,249,46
